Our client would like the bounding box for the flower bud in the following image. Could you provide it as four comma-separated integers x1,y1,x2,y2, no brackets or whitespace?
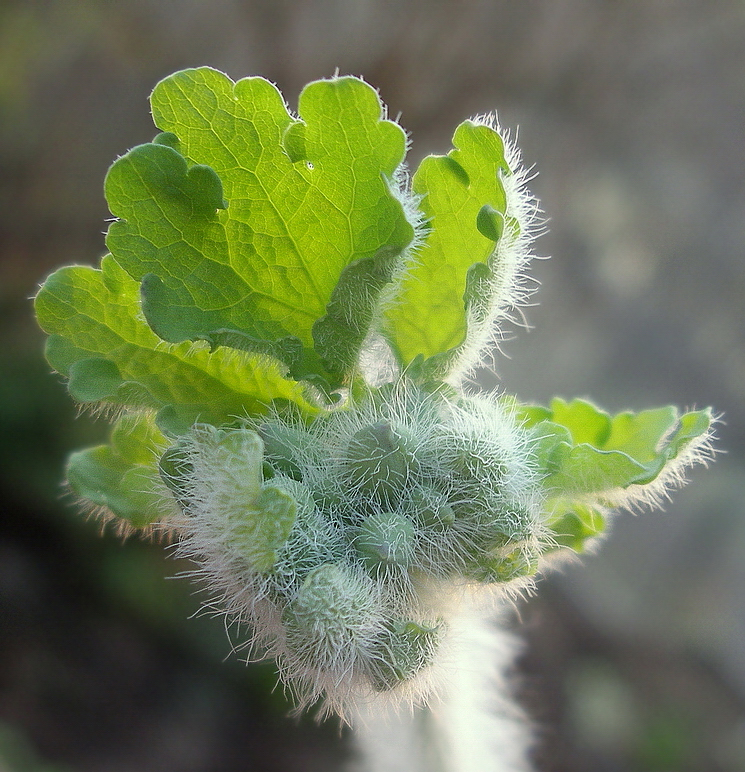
453,501,533,549
258,420,311,481
283,562,380,663
354,511,416,572
466,546,539,584
410,486,455,530
269,475,343,580
443,436,506,488
311,479,348,519
344,420,419,506
368,619,441,691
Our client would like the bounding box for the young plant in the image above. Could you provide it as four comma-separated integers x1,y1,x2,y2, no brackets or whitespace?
34,67,714,768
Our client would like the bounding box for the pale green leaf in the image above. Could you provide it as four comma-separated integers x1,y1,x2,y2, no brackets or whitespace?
237,485,298,573
213,430,297,573
545,499,606,553
520,398,713,497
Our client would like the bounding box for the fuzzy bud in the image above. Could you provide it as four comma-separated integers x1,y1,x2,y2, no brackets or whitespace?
258,420,311,481
343,420,419,506
410,486,456,530
283,562,381,666
368,619,442,691
170,382,547,715
354,511,416,571
466,545,539,584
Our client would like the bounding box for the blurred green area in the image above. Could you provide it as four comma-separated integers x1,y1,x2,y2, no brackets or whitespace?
1,1,744,770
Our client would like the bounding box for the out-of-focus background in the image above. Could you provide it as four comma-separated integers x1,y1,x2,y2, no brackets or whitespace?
1,1,744,770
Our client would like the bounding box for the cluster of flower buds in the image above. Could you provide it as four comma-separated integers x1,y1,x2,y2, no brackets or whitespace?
161,381,545,716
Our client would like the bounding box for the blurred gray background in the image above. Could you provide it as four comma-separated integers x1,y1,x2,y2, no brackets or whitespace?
1,1,743,770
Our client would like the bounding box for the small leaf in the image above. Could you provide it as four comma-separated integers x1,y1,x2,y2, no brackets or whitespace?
152,131,180,151
139,271,309,379
604,406,677,461
528,420,573,477
523,398,714,501
668,408,712,456
548,444,651,494
66,412,169,527
546,500,606,552
188,427,297,573
385,118,531,380
476,204,504,242
282,121,307,163
234,484,298,573
68,358,123,402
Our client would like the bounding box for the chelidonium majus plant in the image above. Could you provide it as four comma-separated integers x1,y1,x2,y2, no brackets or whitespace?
35,68,714,726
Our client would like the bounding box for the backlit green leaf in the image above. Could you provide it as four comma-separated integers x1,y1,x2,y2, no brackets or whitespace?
545,499,606,552
520,398,713,498
35,255,315,430
106,67,415,388
385,119,528,380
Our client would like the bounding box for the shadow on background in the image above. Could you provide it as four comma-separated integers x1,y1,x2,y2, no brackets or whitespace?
1,1,744,770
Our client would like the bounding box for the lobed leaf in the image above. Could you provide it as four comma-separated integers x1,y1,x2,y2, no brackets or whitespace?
238,485,298,573
66,412,169,527
34,67,716,586
210,430,298,573
544,499,606,553
106,67,415,389
385,119,528,381
520,398,713,498
35,255,315,434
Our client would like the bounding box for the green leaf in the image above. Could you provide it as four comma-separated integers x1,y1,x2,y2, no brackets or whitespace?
549,443,654,494
385,119,520,380
240,485,298,573
66,412,169,527
476,204,505,242
549,398,612,447
35,255,315,429
311,244,405,380
67,358,124,402
521,398,713,498
105,67,414,388
200,429,297,573
666,408,713,457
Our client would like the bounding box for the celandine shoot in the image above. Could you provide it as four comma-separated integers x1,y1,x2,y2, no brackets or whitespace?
34,68,715,765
